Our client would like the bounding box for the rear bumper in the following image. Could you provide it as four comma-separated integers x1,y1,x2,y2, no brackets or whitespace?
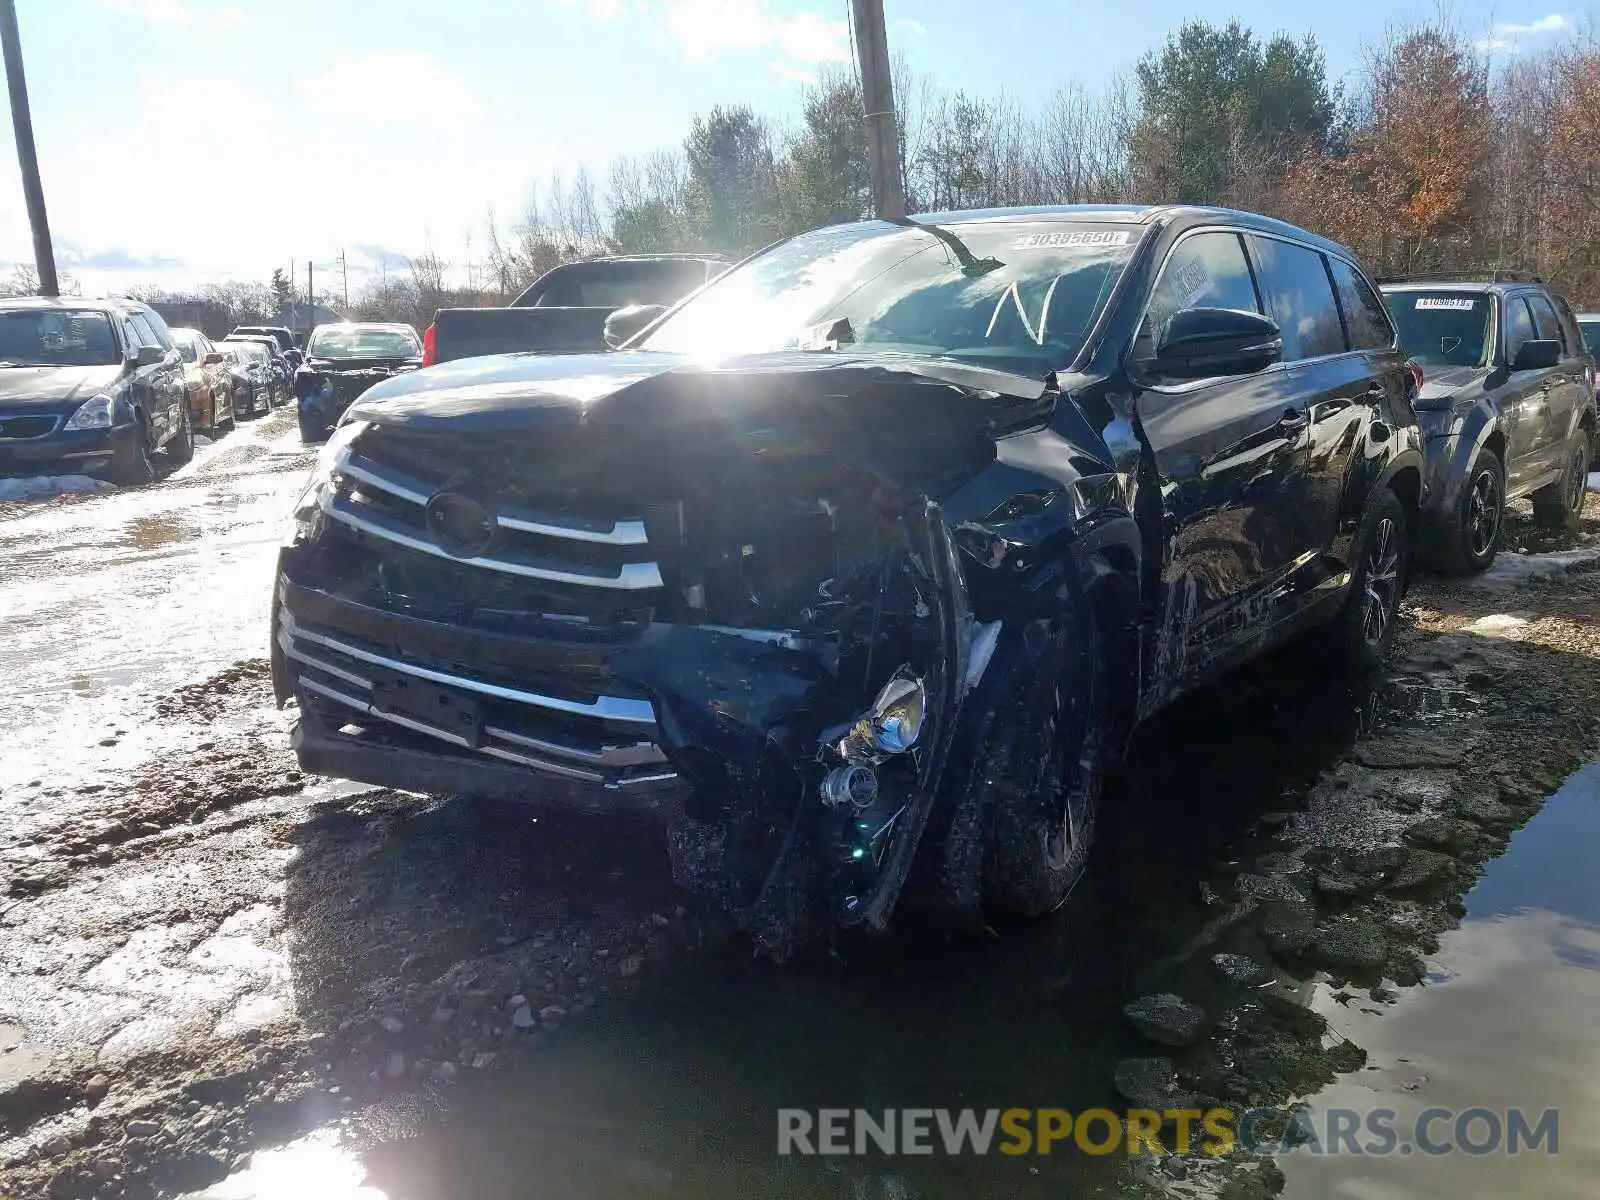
0,424,134,477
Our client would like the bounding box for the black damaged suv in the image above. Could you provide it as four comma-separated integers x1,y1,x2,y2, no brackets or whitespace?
1381,277,1595,573
273,206,1424,952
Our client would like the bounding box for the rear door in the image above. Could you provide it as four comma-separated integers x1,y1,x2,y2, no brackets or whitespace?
1499,293,1557,490
1527,291,1586,454
1131,228,1314,678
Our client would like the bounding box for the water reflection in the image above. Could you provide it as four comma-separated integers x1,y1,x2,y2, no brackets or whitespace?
1283,763,1600,1199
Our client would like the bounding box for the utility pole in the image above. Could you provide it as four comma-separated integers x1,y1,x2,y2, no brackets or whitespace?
849,0,903,220
338,249,348,310
307,260,314,327
1,0,57,295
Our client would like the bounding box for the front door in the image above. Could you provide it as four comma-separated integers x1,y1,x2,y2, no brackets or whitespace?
1132,229,1312,686
1499,294,1558,492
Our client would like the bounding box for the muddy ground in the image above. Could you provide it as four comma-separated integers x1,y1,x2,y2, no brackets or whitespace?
1,430,1598,1199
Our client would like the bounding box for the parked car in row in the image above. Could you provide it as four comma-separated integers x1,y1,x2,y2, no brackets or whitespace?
274,204,1424,953
1381,275,1596,573
221,334,289,407
294,321,422,443
220,341,273,419
0,296,193,485
168,327,235,435
231,324,303,371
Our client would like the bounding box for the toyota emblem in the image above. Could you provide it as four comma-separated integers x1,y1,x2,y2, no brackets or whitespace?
424,490,496,558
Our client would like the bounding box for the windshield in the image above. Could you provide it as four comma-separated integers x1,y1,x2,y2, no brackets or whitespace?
1579,319,1600,359
637,220,1142,375
1384,291,1491,368
307,325,420,359
224,342,265,363
0,309,121,367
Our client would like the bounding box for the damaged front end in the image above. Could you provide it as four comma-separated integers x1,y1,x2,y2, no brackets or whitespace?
272,359,1077,954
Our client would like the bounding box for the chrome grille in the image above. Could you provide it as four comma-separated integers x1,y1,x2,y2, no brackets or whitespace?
278,609,674,789
323,443,663,591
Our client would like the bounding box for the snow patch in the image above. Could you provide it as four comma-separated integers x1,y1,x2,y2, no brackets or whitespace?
0,474,114,502
1461,613,1531,638
1472,546,1600,589
1587,471,1600,494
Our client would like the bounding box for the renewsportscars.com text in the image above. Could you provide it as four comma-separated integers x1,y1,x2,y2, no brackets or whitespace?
776,1106,1559,1158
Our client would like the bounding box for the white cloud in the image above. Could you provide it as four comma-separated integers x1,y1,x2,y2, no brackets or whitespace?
101,0,245,30
657,0,849,66
1475,12,1573,53
891,17,926,37
767,60,817,84
297,54,481,127
588,0,624,15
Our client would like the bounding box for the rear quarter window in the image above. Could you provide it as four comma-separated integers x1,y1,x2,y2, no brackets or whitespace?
1327,257,1393,351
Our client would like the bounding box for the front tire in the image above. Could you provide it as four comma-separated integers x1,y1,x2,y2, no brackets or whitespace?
1328,488,1407,672
164,404,194,465
106,419,156,486
1532,434,1589,531
979,607,1108,919
1436,449,1503,574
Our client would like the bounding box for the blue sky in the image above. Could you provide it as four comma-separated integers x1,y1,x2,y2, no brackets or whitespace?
0,0,1591,297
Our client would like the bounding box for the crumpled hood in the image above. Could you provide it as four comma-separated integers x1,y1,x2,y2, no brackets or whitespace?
0,364,125,411
347,349,1052,434
302,356,421,376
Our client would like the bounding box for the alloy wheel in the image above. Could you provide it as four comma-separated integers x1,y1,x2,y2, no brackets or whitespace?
1466,467,1501,558
1362,517,1400,648
1566,444,1587,514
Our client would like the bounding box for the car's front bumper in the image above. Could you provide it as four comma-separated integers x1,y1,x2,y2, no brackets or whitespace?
0,423,136,477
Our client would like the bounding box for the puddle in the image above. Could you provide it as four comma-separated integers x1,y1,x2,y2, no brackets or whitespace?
1282,762,1600,1198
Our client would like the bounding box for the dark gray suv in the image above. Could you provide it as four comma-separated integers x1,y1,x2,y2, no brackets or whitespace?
1382,277,1596,573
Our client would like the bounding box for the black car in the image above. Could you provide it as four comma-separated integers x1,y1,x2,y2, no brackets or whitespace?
0,296,194,485
1579,312,1600,464
219,341,272,419
273,205,1424,952
221,336,289,407
1381,278,1596,572
294,322,422,442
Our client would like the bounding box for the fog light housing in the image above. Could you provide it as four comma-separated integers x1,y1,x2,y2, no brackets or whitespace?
837,668,926,764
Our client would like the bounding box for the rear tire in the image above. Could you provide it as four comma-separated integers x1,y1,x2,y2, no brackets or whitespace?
1532,434,1589,531
980,605,1108,919
1327,488,1407,672
1436,449,1503,575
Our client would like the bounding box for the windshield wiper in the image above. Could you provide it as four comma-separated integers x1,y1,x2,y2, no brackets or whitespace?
892,218,1005,278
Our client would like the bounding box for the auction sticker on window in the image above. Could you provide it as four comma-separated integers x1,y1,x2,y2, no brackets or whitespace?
1013,230,1133,250
1415,297,1478,310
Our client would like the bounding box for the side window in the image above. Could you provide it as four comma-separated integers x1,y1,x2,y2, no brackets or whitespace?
128,313,161,349
139,310,175,349
1248,236,1346,360
1526,294,1565,350
176,339,197,363
1136,231,1261,359
1504,298,1536,362
1327,257,1394,351
121,318,149,350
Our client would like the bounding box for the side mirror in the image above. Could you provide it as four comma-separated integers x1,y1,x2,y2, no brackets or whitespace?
1152,307,1282,380
603,303,668,350
1512,338,1560,371
134,345,165,367
203,350,224,365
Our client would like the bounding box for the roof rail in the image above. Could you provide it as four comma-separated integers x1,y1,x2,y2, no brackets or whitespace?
1377,271,1543,285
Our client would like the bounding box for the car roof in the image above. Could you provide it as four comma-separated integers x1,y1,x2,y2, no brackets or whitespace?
882,203,1354,259
0,294,152,316
311,321,416,332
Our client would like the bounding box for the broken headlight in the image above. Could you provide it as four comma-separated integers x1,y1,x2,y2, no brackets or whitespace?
62,394,116,431
837,668,926,764
285,418,367,544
